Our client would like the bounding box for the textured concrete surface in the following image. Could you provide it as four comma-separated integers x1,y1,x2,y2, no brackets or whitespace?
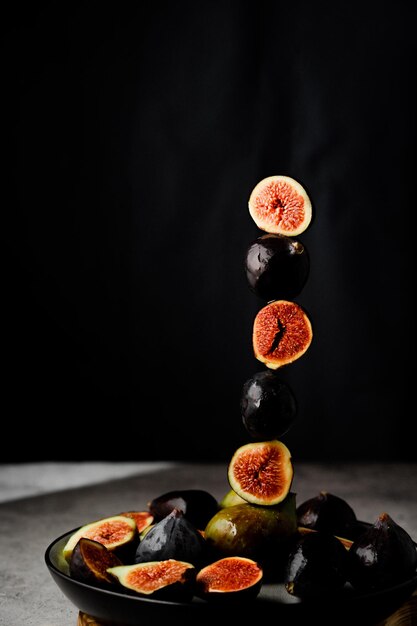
0,462,416,625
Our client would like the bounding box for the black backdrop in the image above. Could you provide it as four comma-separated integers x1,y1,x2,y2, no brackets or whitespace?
4,1,416,462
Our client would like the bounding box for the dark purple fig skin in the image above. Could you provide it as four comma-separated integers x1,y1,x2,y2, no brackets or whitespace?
285,531,349,598
348,513,417,591
69,538,122,587
297,492,357,538
245,233,310,301
148,489,219,529
135,508,208,567
241,370,297,440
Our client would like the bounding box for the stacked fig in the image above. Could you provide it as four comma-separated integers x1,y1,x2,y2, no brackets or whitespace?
61,176,416,605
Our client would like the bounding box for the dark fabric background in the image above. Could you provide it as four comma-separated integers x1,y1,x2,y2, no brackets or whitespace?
4,1,416,462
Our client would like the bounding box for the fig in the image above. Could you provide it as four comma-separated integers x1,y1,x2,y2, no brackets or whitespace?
119,511,154,533
285,531,349,599
348,513,417,591
135,508,208,567
148,489,219,529
296,492,357,538
63,515,137,562
228,440,293,506
107,560,196,600
241,370,297,440
219,489,247,509
245,233,310,301
69,538,122,587
248,175,312,236
253,300,313,369
204,494,297,572
196,556,263,601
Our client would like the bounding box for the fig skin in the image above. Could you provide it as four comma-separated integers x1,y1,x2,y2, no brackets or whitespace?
248,175,312,236
196,556,263,602
204,494,297,576
296,492,357,538
219,489,247,509
347,513,417,592
107,560,196,600
135,508,208,567
69,538,122,587
285,531,349,599
253,300,313,369
228,440,294,506
148,489,219,529
241,370,297,440
245,233,310,301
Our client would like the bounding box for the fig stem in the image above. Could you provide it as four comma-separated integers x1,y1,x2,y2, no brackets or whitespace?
268,317,286,355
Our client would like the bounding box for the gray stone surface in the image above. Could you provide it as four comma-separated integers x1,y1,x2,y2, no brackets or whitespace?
0,462,416,625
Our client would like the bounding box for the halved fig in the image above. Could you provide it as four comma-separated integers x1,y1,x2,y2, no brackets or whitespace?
219,489,247,509
253,300,313,369
119,511,154,533
248,175,312,236
69,538,122,587
148,489,219,529
228,440,293,506
108,559,196,600
196,556,263,601
63,515,137,562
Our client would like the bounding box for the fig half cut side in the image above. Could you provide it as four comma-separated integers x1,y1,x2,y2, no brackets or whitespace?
63,515,137,562
228,440,293,506
196,556,263,601
253,300,313,369
107,559,196,600
248,175,312,236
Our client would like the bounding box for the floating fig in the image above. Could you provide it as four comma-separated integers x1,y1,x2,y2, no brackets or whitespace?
241,370,297,440
107,560,196,600
348,513,417,591
245,233,310,301
148,489,219,529
297,492,357,538
196,556,263,601
228,440,293,506
204,495,297,572
285,531,349,598
248,175,312,236
69,538,122,587
135,508,208,567
253,300,313,369
119,511,154,534
63,515,137,562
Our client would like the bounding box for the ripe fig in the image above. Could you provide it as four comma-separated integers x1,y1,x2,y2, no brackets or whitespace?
196,556,263,601
148,489,219,529
248,175,312,236
228,440,293,506
204,494,297,573
119,511,154,533
63,515,137,562
297,492,357,538
241,370,297,440
69,538,122,587
107,560,196,600
285,531,349,599
245,233,310,301
253,300,313,369
348,513,417,592
135,508,208,567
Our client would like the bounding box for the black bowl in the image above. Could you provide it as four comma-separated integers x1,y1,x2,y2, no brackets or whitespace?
45,527,417,626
